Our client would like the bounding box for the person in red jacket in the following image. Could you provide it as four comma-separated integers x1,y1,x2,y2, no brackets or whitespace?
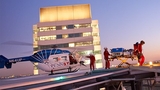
138,40,145,66
133,42,139,55
86,53,96,71
103,48,110,69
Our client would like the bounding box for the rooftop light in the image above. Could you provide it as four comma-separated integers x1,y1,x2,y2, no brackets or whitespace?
149,61,153,66
54,76,66,81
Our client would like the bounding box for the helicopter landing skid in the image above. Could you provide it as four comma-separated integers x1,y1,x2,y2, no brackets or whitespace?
49,68,80,75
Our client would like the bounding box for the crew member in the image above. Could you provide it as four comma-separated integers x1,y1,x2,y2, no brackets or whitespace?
86,53,96,71
133,42,139,55
138,40,145,66
69,53,77,64
103,48,110,69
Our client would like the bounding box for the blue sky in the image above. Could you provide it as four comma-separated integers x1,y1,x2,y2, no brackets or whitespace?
0,0,160,76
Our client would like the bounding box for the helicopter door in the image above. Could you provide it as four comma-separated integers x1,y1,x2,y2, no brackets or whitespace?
48,53,70,68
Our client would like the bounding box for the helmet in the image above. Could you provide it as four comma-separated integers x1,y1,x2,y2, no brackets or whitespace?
140,40,145,44
89,53,93,55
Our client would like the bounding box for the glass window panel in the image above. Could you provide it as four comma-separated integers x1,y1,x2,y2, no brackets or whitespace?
67,25,74,29
69,43,75,47
92,33,98,37
83,32,91,37
75,41,92,47
38,26,56,32
68,34,74,38
56,35,62,39
62,26,67,30
39,43,69,49
92,24,98,29
39,36,45,41
50,26,56,30
39,35,56,41
39,27,44,32
93,41,100,45
74,24,80,29
62,34,68,38
74,33,82,37
94,50,101,54
79,50,93,56
79,23,91,28
57,43,68,48
45,27,50,31
56,26,62,30
33,47,39,51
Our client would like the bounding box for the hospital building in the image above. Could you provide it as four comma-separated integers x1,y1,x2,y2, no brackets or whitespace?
33,4,102,74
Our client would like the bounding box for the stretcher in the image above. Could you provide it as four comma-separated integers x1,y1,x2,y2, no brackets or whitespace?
109,48,138,67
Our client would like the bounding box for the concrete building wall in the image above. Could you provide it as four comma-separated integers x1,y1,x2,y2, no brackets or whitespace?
40,4,91,22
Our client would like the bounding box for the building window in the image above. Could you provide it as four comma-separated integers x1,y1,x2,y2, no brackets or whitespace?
33,47,39,51
92,24,98,29
68,34,74,38
75,41,92,47
38,32,90,41
57,43,68,48
39,27,46,32
92,33,98,37
79,50,93,55
74,24,80,29
56,35,62,39
62,26,67,30
93,50,101,54
39,35,56,41
50,26,56,30
67,25,74,29
56,26,62,30
33,29,38,34
74,33,82,37
83,32,91,37
62,34,68,38
38,26,56,32
39,43,69,49
93,41,100,45
69,43,75,47
68,33,82,38
74,23,91,29
79,23,91,28
34,38,39,41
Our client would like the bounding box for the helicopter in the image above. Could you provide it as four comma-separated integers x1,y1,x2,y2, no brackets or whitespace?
0,41,86,74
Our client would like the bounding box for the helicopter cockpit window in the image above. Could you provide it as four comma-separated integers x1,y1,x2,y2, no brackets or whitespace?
53,57,58,62
61,56,67,61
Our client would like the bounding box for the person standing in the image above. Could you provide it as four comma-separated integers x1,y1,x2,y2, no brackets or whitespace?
138,40,145,66
86,53,96,71
103,48,110,69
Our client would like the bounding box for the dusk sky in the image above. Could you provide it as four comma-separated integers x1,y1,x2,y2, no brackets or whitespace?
0,0,160,77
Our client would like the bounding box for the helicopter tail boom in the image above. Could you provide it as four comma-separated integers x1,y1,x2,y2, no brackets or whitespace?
0,55,12,69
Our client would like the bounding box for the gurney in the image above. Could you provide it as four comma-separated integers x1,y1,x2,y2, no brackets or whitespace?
109,48,138,67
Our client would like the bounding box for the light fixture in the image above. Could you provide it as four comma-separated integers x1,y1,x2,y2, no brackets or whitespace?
149,61,153,66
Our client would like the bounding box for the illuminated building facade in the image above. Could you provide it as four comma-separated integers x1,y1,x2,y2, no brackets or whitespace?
33,4,102,74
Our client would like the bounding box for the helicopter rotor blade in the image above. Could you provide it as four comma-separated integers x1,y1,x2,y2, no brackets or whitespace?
21,50,34,54
1,41,33,46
